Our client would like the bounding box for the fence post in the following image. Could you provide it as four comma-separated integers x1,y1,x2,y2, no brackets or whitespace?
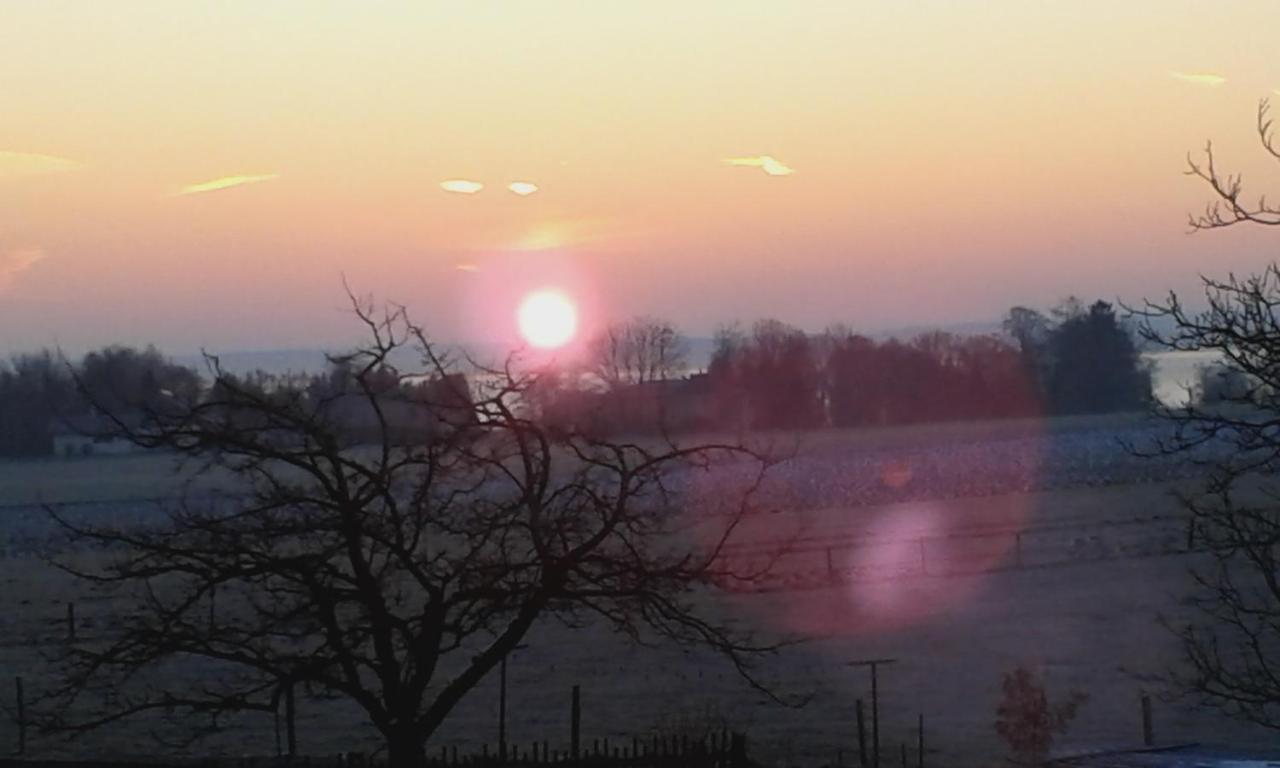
917,714,924,768
284,681,297,756
571,685,581,760
500,658,508,762
918,539,927,576
899,744,906,768
856,699,867,768
1141,693,1153,746
15,676,25,756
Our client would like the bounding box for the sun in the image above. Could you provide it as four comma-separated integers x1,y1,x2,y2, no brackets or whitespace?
517,289,578,349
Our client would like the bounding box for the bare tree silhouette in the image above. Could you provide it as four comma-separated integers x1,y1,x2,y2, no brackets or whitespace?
588,316,688,389
1185,99,1280,231
1135,98,1280,729
35,294,783,766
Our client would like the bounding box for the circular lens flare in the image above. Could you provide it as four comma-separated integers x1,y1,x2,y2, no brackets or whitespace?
517,289,578,349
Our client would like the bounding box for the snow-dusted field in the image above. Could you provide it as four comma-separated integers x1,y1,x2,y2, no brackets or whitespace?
0,417,1270,766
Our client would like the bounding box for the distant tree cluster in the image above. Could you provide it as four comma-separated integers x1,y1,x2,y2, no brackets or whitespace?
0,344,471,458
1003,298,1152,416
0,299,1153,456
0,346,198,457
544,301,1151,436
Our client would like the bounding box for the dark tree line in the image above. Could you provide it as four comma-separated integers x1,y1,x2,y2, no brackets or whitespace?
0,299,1152,457
0,346,199,457
697,300,1148,432
533,303,1149,437
0,345,470,458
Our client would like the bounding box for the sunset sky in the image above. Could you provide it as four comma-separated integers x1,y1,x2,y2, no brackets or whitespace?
2,1,1278,356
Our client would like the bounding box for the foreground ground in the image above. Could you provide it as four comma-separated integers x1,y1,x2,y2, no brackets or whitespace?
0,415,1271,766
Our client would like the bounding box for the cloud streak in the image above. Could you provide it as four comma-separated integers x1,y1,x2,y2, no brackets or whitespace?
724,155,795,176
175,174,280,196
0,151,79,179
0,248,46,291
441,179,484,194
1171,72,1227,87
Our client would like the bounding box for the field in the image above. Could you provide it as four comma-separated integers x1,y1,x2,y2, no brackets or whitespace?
0,415,1271,766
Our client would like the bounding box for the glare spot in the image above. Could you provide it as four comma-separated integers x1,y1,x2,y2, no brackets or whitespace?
441,179,484,194
1171,72,1227,87
508,181,539,196
0,151,79,179
725,155,795,176
176,174,279,196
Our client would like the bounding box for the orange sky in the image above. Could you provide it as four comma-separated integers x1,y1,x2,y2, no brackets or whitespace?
1,2,1278,355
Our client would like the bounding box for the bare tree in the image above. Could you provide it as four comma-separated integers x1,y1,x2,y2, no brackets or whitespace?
1134,98,1280,729
35,296,781,765
1185,99,1280,231
588,316,688,389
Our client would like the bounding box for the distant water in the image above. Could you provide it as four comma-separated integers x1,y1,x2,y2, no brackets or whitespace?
1146,349,1221,406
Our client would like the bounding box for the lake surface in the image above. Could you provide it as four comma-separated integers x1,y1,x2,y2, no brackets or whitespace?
1145,349,1221,406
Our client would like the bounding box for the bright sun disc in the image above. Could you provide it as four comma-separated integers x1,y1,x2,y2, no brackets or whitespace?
517,290,578,349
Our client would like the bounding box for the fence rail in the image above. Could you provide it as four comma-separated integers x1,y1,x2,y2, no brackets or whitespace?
0,732,751,768
714,512,1195,593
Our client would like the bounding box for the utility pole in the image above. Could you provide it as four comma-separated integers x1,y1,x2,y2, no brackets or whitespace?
848,658,898,768
487,643,528,762
499,655,507,761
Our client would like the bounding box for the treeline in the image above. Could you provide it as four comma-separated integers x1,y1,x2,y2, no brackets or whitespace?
0,298,1152,456
0,347,470,458
0,346,200,456
542,298,1152,434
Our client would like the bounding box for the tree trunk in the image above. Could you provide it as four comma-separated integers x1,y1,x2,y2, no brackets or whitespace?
386,730,426,768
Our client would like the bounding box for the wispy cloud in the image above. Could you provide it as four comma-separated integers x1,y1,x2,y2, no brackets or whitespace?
441,179,484,194
724,155,795,176
175,174,279,196
508,181,539,196
0,151,79,180
1171,71,1227,87
0,248,46,290
455,263,479,272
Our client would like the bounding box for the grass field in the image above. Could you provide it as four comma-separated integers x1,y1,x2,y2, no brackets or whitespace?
0,452,234,506
0,410,1157,507
0,414,1268,766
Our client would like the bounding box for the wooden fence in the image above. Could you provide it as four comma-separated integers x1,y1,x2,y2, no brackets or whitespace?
0,732,750,768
